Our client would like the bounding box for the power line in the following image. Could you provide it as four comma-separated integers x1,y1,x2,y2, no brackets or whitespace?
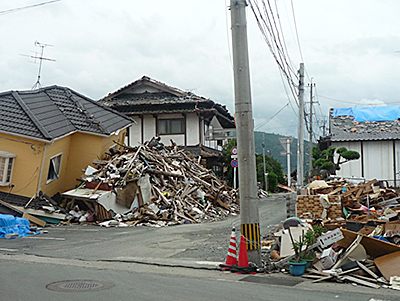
0,0,61,15
248,0,300,110
290,0,304,62
255,102,289,130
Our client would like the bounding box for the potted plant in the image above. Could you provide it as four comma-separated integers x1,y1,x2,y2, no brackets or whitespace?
300,225,325,268
301,230,316,268
288,228,307,276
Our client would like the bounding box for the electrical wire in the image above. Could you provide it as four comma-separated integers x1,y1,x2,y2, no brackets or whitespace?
290,0,304,62
0,0,61,15
248,0,300,110
255,102,289,130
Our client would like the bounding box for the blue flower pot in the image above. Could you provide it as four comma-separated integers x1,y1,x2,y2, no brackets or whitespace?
289,260,306,276
305,259,314,269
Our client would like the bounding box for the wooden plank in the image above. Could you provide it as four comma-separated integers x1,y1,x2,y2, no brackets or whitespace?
340,275,381,289
374,251,400,281
337,228,400,258
356,261,379,279
22,212,46,227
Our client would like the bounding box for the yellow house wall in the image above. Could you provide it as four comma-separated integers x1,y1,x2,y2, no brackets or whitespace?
39,135,72,197
61,130,126,192
0,129,127,199
0,134,46,197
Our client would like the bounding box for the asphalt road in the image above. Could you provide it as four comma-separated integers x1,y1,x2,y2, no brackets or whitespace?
0,193,399,300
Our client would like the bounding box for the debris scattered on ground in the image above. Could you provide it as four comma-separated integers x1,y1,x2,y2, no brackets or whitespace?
60,139,239,226
259,177,400,290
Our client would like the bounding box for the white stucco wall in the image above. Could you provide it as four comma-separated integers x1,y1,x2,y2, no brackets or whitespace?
363,140,393,183
186,113,199,145
334,141,362,178
128,117,141,146
159,134,185,146
334,140,396,184
143,115,156,142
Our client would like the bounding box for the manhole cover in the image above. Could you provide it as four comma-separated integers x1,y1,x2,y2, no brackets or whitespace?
46,280,114,292
239,275,304,286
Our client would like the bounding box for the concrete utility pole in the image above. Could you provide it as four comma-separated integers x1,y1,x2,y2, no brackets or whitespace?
297,63,305,187
308,81,315,182
279,136,293,187
230,0,261,266
262,133,267,190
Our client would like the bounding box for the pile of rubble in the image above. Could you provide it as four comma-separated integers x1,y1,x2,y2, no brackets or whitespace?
302,178,400,229
261,177,400,289
60,139,239,226
262,219,400,290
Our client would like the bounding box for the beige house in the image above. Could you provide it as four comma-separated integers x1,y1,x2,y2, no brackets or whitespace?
0,86,134,201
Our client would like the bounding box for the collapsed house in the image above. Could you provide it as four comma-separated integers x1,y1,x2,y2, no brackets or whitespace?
60,138,239,226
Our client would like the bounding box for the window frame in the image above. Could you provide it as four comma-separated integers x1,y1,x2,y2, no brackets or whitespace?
0,151,16,186
157,118,185,135
46,153,63,184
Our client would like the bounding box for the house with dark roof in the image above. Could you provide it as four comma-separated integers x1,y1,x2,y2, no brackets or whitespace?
327,105,400,186
101,76,235,172
0,85,134,201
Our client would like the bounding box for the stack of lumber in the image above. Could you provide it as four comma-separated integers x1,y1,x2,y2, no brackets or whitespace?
70,139,239,225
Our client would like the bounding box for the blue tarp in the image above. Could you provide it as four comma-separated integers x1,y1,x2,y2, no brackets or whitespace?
332,106,400,122
0,214,38,239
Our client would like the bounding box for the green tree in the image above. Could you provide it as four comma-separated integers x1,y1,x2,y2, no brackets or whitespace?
256,153,284,192
222,139,285,191
312,145,360,177
222,139,237,187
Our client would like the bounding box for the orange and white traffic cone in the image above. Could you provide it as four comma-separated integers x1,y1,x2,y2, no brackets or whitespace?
231,235,256,274
219,227,237,270
237,235,249,268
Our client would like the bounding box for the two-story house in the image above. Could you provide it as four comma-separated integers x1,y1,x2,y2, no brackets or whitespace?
100,76,235,173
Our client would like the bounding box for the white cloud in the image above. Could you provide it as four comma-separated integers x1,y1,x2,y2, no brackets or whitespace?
1,0,400,139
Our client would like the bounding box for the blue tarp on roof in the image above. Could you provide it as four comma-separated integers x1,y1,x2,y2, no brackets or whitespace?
332,106,400,122
0,214,38,239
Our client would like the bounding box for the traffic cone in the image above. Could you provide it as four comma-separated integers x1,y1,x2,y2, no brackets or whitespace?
219,227,237,270
230,235,256,274
237,235,249,268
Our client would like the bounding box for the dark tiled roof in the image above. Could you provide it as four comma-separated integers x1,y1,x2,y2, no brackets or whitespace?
101,76,235,129
0,86,134,141
329,107,400,142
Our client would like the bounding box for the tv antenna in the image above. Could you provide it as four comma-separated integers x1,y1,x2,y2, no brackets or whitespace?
22,41,56,90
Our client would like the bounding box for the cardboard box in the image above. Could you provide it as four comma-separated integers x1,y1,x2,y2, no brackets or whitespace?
320,247,338,269
318,228,344,248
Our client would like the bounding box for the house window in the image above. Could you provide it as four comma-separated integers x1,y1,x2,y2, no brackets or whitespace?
157,119,184,135
0,151,16,186
47,153,62,183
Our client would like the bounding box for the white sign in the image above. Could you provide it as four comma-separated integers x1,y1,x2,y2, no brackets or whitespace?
278,137,293,151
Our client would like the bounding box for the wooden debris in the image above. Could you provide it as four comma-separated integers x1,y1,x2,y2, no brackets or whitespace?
64,139,239,225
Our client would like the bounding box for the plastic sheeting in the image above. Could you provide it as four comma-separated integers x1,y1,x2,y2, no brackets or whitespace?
0,214,38,239
332,106,400,122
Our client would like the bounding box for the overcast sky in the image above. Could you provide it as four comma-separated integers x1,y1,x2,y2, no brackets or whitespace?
2,0,400,140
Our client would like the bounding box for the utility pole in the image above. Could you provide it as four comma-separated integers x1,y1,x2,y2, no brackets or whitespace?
297,63,305,188
262,133,267,190
308,81,315,183
230,0,261,266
